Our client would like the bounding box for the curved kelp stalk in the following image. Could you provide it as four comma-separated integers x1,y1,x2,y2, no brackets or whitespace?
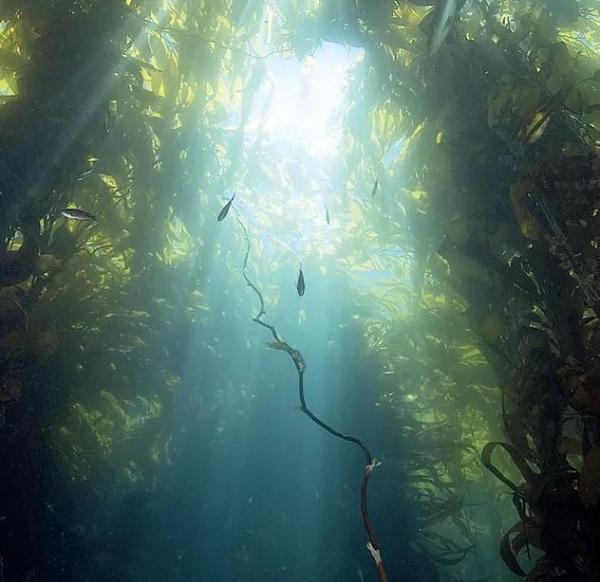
237,218,389,582
481,441,572,579
0,221,41,288
481,442,537,576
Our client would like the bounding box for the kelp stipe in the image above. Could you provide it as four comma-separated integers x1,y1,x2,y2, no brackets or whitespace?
235,217,389,582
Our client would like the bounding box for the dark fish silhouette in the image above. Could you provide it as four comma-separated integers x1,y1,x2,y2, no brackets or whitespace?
325,206,330,224
217,193,235,221
371,178,379,197
61,208,97,222
296,264,305,296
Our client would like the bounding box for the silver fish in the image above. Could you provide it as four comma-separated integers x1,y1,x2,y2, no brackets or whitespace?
428,0,459,57
60,208,97,222
296,264,305,297
217,193,235,222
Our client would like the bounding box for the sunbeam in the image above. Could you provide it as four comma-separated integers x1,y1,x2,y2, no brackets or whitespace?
1,1,589,581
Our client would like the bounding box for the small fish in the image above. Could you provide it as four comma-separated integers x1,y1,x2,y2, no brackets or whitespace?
428,0,462,57
296,264,305,297
325,206,331,224
522,111,550,144
217,193,235,222
60,208,97,222
371,178,379,197
75,169,94,182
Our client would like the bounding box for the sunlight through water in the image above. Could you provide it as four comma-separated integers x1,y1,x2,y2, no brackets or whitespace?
249,43,364,158
228,43,365,262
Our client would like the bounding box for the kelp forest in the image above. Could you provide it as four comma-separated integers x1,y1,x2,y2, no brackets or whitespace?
1,0,600,581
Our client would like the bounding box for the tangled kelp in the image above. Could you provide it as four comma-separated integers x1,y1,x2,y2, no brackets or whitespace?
333,0,600,579
0,0,599,581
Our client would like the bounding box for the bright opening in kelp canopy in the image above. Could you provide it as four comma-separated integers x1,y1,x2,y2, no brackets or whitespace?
1,1,600,581
218,41,365,263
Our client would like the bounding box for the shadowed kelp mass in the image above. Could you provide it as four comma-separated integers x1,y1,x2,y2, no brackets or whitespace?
0,1,599,581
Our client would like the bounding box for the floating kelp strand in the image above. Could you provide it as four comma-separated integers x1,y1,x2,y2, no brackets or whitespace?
235,216,388,582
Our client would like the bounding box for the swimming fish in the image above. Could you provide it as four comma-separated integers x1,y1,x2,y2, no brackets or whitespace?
296,264,305,297
325,206,331,224
371,178,379,197
60,208,97,222
428,0,462,57
217,193,235,222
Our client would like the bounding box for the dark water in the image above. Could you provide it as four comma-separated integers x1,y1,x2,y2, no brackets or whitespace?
0,251,511,581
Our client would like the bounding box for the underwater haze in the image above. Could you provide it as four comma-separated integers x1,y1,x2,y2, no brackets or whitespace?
1,1,600,581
